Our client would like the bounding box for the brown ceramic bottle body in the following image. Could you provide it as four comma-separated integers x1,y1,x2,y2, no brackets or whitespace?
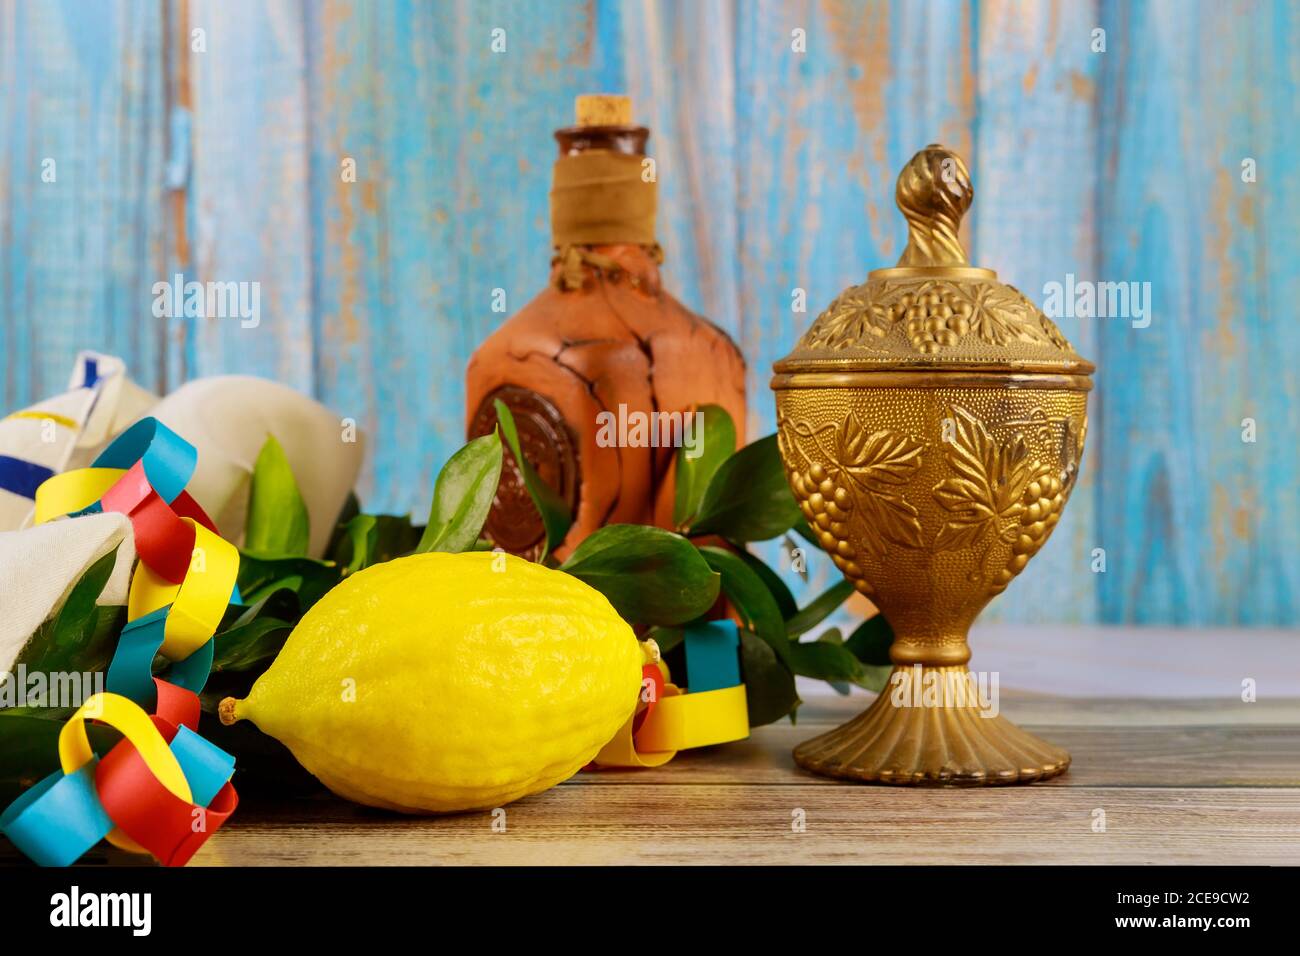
465,124,746,560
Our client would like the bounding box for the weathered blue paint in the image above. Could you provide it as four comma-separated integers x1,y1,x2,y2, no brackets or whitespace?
971,0,1100,624
1093,0,1300,626
0,0,168,401
0,0,1295,626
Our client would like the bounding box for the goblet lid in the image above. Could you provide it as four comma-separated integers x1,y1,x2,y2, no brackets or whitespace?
773,144,1094,376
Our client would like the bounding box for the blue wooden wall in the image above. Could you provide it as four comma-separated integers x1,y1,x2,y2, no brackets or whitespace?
1,0,1296,626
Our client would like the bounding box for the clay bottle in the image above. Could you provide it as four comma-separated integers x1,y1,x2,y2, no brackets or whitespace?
466,95,747,560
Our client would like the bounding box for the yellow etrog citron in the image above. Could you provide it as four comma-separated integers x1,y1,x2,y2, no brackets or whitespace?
220,551,641,813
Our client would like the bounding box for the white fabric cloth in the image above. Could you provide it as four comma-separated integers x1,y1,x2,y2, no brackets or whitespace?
0,513,137,674
64,354,159,469
147,376,365,558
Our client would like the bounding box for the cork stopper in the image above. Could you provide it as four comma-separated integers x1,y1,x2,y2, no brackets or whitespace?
575,94,632,127
556,94,647,157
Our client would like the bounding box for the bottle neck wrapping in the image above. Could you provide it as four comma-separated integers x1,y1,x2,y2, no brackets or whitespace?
549,150,657,249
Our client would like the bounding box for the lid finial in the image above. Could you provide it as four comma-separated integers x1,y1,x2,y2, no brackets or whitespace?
895,144,973,268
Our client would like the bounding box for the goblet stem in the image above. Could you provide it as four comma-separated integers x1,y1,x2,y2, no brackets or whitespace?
793,656,1070,786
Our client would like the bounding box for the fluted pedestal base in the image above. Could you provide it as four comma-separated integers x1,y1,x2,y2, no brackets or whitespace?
793,665,1070,786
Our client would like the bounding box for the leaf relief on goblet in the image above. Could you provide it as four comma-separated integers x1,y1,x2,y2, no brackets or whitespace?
779,410,927,595
932,405,1077,593
835,410,925,555
955,283,1029,346
798,284,895,350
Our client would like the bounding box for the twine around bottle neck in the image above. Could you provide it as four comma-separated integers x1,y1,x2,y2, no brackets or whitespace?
549,149,661,291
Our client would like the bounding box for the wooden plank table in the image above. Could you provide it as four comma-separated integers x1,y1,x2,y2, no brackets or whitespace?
37,692,1283,867
4,691,1296,867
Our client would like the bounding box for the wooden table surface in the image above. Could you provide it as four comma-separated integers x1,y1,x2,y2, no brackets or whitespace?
170,694,1300,866
5,692,1297,867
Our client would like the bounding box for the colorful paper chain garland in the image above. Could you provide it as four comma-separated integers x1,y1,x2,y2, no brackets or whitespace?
592,620,750,768
0,418,240,866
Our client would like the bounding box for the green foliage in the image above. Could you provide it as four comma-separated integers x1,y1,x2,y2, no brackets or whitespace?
845,614,895,666
14,546,124,678
697,546,787,652
672,404,736,528
643,625,684,654
856,663,895,694
493,399,572,559
736,548,798,618
226,402,883,728
689,434,803,542
791,520,821,547
416,431,503,554
340,514,378,575
336,514,422,576
561,525,720,627
738,628,798,726
784,633,866,684
784,580,855,638
210,590,297,673
236,553,338,610
244,435,311,558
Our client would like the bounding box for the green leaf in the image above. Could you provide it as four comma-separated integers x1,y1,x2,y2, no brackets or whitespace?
561,525,720,627
212,616,293,673
856,663,895,694
236,552,339,610
643,626,685,655
845,614,895,666
325,490,363,561
416,431,504,554
784,580,855,638
816,628,854,695
696,546,788,660
672,404,736,528
244,434,311,558
738,628,798,726
735,548,798,619
15,546,125,676
211,590,298,672
689,434,802,542
837,617,895,692
55,545,117,632
369,515,421,563
784,636,865,683
339,513,422,575
493,399,573,559
17,608,125,681
340,514,377,575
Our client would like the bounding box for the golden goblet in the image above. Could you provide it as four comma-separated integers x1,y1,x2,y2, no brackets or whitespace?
771,144,1093,785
